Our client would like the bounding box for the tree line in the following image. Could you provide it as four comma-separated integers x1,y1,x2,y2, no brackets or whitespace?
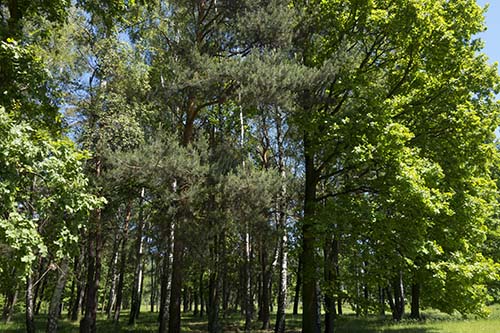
1,1,500,333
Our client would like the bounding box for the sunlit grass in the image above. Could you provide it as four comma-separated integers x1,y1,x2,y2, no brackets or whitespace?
1,304,500,332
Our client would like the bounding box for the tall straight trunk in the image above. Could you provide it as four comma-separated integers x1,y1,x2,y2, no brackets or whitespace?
158,255,171,333
222,231,229,317
274,228,287,333
159,220,173,333
47,258,70,333
168,96,196,333
386,286,395,315
244,230,252,333
260,245,271,330
334,240,342,316
150,255,156,313
70,249,85,321
33,260,47,316
2,267,18,324
114,202,132,323
379,286,385,316
323,238,336,333
193,289,199,316
302,134,321,333
208,268,221,333
80,210,103,333
129,189,146,325
26,275,35,333
274,115,288,333
168,231,184,333
410,283,420,319
105,234,120,318
207,182,221,333
391,272,405,321
2,287,18,323
293,257,302,316
199,271,205,317
80,159,103,333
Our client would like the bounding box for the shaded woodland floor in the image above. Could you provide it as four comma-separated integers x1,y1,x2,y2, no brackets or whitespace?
1,305,500,333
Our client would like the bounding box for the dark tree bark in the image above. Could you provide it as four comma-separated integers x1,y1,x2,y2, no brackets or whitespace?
26,275,35,333
199,272,205,317
391,272,405,321
302,135,321,333
323,238,336,333
168,93,196,333
33,260,47,316
105,233,120,318
70,249,85,322
410,283,420,320
150,254,157,313
379,286,385,316
80,208,103,333
183,288,189,314
2,289,18,323
260,250,271,330
129,190,146,325
47,258,69,333
159,220,173,333
222,232,229,317
208,268,221,333
2,269,18,324
168,228,184,333
113,201,132,323
386,286,395,316
274,232,287,333
293,257,302,316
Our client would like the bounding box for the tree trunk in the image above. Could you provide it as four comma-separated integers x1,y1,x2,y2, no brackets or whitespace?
207,209,222,333
199,272,205,317
2,279,18,323
244,230,252,333
105,234,120,318
379,286,385,316
114,201,132,323
26,275,35,333
260,253,271,330
274,118,288,333
70,249,85,321
293,257,302,316
150,254,157,313
274,229,287,333
129,190,146,325
159,220,173,333
47,258,69,333
168,228,184,333
183,288,189,314
33,261,47,316
410,283,420,320
222,231,229,317
391,272,405,321
386,286,395,315
80,209,103,333
302,134,321,333
208,269,221,333
323,238,336,333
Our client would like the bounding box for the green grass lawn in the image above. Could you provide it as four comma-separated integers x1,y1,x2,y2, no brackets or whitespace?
2,305,500,332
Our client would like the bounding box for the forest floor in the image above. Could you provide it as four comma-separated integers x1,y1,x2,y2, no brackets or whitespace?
1,304,500,332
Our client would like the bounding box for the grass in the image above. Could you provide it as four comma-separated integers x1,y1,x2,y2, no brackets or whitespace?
1,305,500,332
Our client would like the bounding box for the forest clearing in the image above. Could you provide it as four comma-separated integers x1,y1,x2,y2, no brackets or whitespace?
2,0,500,332
2,305,500,332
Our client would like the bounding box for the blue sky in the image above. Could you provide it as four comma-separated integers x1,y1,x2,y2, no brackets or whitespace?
477,1,500,66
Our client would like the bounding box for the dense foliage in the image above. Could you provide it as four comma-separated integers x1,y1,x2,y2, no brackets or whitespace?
1,1,500,333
